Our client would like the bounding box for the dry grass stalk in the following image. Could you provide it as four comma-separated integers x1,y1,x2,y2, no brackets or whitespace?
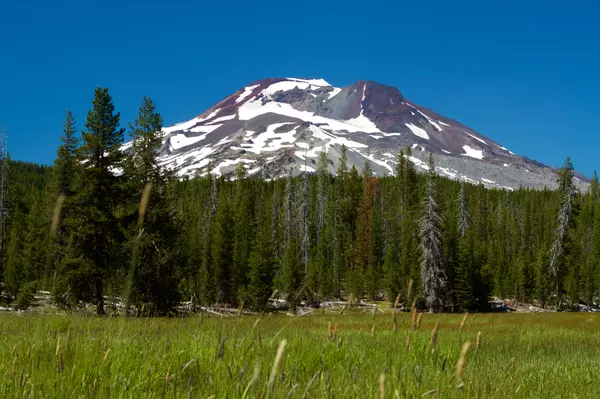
333,323,339,340
392,294,400,331
411,301,417,330
379,373,386,399
55,336,61,357
405,334,411,354
138,183,153,225
429,321,440,353
50,194,66,237
258,329,262,348
476,331,482,350
456,341,472,378
407,279,414,303
459,313,468,331
511,357,515,370
416,313,423,329
71,364,76,379
328,321,332,338
103,348,111,362
56,335,63,373
371,323,376,338
27,339,36,359
372,305,377,320
267,340,287,398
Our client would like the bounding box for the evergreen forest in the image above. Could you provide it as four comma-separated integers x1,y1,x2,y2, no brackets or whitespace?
2,87,599,315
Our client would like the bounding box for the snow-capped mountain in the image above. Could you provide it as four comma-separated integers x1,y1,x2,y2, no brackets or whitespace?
133,77,586,189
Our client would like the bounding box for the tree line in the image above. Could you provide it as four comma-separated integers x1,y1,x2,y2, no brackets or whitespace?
1,87,599,314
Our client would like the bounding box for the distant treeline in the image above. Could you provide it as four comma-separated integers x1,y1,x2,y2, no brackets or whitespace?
1,87,598,314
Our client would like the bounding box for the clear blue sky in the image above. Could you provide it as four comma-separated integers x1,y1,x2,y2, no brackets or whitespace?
1,0,599,176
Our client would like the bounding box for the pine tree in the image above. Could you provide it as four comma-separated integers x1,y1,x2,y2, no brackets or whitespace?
248,201,276,311
316,150,329,238
212,188,234,304
549,157,578,300
71,87,125,315
401,147,420,295
49,111,80,289
3,209,27,297
123,97,180,315
419,153,447,312
457,183,471,239
454,230,475,311
298,173,309,274
232,163,253,304
53,111,79,197
199,175,218,304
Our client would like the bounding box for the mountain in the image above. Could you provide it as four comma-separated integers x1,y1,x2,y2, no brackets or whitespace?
128,77,586,189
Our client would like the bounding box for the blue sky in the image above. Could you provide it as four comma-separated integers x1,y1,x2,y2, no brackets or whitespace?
1,0,599,176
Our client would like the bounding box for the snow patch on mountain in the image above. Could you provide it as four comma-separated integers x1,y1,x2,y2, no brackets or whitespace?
207,114,236,124
467,133,487,145
327,87,342,100
416,109,443,131
462,145,484,159
189,124,221,133
287,78,331,86
405,123,429,140
236,85,259,103
163,117,203,134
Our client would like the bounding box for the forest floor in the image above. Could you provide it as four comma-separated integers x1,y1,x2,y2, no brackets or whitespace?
0,311,599,398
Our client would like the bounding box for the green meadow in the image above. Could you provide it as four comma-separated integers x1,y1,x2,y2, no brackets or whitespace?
0,311,598,398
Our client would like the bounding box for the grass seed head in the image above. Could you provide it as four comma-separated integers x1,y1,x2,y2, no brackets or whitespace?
457,341,472,378
411,302,417,330
379,373,386,399
55,336,61,357
267,340,287,398
416,313,423,329
407,279,414,303
138,183,153,225
459,313,468,331
371,323,376,338
476,331,482,349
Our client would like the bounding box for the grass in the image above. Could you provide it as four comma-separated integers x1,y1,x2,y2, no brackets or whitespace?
0,310,599,398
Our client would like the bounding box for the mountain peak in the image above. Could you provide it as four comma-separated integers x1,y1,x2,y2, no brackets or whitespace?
137,77,586,190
